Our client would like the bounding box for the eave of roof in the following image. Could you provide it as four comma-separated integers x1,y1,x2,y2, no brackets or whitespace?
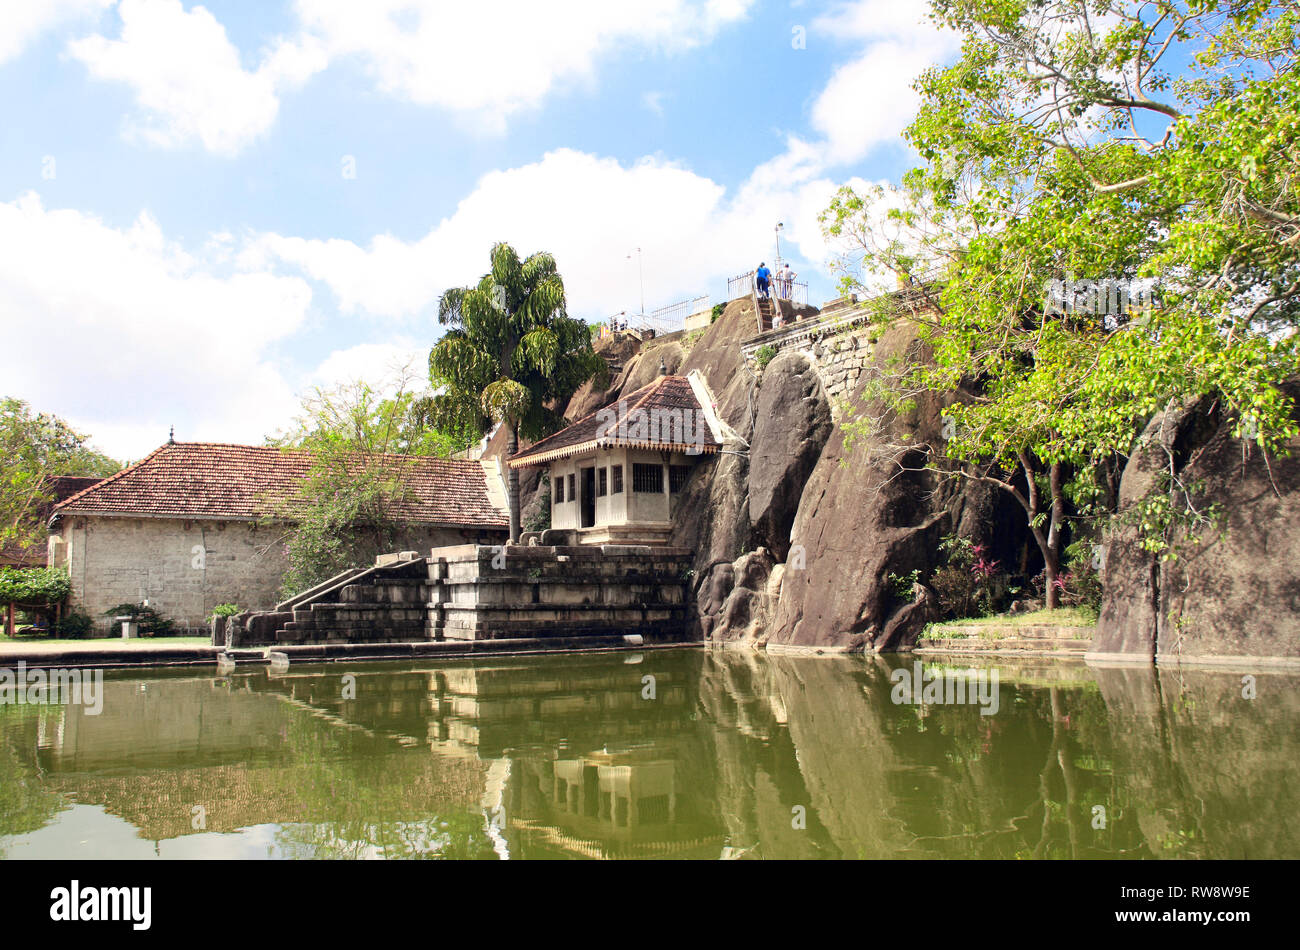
509,439,720,468
508,375,721,468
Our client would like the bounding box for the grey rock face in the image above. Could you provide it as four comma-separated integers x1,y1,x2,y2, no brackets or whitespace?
1095,383,1300,661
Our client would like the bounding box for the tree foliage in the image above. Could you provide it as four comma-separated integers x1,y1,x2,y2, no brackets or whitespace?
419,242,605,540
822,0,1300,604
267,367,473,596
0,398,120,556
0,566,71,605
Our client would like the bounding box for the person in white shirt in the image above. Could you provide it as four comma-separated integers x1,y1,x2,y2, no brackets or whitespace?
781,264,796,299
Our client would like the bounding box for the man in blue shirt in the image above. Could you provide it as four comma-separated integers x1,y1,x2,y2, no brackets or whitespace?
756,262,771,299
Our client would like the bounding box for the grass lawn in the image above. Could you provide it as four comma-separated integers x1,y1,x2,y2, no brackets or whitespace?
921,606,1098,640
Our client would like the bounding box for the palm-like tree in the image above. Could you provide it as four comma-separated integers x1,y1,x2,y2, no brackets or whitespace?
420,243,605,541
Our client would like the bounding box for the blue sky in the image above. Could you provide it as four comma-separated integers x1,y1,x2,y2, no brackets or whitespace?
0,0,956,460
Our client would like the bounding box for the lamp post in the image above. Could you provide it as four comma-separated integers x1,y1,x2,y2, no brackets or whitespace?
627,247,645,319
774,222,784,269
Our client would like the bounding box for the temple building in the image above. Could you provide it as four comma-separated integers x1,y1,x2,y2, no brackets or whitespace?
48,441,509,630
508,373,724,545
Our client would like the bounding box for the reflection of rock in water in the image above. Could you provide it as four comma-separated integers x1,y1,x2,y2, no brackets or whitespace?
1091,663,1300,859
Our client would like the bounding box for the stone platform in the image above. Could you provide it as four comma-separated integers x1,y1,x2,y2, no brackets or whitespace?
228,544,695,647
427,544,693,641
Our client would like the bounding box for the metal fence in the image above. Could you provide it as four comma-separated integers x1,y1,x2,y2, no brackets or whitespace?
647,298,693,330
727,270,807,305
727,271,755,301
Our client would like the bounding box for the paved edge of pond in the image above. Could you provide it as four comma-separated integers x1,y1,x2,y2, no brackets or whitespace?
0,636,702,670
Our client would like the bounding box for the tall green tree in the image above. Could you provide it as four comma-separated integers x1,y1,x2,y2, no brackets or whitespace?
266,367,475,595
822,0,1300,605
420,243,604,541
1,398,120,556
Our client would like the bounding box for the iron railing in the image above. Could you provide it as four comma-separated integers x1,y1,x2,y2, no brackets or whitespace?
728,270,807,305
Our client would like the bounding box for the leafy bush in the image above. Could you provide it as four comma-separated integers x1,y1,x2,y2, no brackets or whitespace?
1055,539,1104,613
209,603,241,620
102,603,177,637
885,569,921,608
754,345,778,370
711,303,725,323
54,608,94,639
931,534,1010,619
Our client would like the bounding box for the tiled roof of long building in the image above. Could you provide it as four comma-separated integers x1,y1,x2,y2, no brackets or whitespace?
52,442,508,528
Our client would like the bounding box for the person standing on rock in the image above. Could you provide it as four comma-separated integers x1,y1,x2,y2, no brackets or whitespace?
780,264,795,299
756,262,771,299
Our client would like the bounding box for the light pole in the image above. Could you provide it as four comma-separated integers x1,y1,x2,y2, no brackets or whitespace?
774,222,784,269
627,247,644,317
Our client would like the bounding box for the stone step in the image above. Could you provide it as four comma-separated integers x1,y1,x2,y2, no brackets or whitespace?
918,637,1092,654
932,624,1095,641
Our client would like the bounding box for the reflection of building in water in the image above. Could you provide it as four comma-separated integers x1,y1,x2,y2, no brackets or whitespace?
553,749,676,828
244,653,729,858
509,745,724,859
20,673,489,845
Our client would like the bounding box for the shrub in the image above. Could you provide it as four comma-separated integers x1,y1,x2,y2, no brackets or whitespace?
102,603,177,637
754,345,778,370
711,303,725,323
932,534,1010,619
209,603,241,620
54,608,94,639
885,569,921,609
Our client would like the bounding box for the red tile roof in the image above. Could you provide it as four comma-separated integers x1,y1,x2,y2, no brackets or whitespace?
52,442,508,529
509,374,722,467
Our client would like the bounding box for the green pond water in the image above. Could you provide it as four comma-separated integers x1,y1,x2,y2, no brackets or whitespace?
1,648,1296,859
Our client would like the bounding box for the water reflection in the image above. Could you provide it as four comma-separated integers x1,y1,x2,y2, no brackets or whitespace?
0,649,1296,859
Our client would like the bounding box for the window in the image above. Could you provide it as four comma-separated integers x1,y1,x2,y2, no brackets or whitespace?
632,462,663,493
567,473,575,502
669,465,691,493
611,464,624,494
555,475,565,503
598,467,607,496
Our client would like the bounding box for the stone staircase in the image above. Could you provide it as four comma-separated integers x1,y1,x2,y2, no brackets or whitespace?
269,555,431,646
915,622,1094,657
755,295,775,332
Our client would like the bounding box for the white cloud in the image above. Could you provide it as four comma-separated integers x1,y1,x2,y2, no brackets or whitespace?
64,1,753,151
789,0,960,169
68,0,326,155
642,90,666,116
0,192,312,459
809,40,948,166
291,0,754,132
248,147,868,323
0,0,113,65
308,341,427,392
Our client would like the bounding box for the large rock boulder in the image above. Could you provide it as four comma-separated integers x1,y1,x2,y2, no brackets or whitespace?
1094,381,1300,662
563,331,641,422
765,321,1009,652
698,548,780,643
667,299,761,591
748,351,832,559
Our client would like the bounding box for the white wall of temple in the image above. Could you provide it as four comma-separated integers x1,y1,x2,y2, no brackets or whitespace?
546,447,697,531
